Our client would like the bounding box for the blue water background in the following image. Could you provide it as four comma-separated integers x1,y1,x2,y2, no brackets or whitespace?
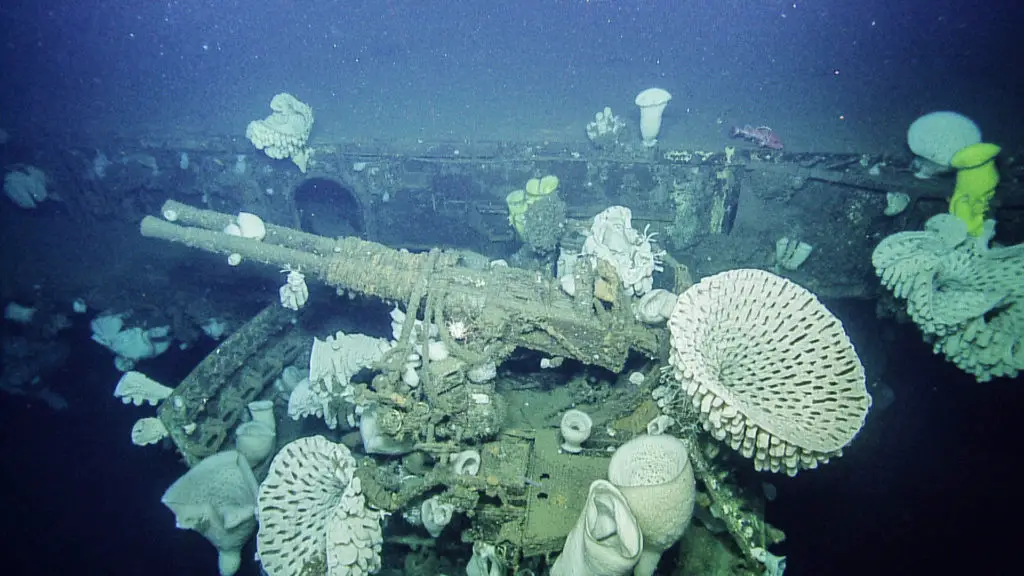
1,0,1019,152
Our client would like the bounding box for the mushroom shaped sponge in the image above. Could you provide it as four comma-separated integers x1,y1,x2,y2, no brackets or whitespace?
246,93,315,172
256,436,383,576
907,111,981,175
666,269,871,476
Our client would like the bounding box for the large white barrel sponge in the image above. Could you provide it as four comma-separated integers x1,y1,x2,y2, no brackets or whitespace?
666,269,872,476
256,435,383,576
607,434,695,576
907,111,981,167
246,93,314,173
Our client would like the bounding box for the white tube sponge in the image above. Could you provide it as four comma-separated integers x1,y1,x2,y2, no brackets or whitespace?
550,479,643,576
245,93,314,173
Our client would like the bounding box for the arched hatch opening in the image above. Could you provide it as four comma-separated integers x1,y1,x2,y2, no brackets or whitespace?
294,178,364,238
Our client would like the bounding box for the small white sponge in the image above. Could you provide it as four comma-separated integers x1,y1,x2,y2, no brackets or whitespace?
131,417,168,446
3,165,48,209
114,371,173,406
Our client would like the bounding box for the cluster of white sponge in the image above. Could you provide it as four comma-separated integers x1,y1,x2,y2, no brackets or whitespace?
245,93,314,172
581,206,664,296
551,434,695,576
286,331,392,429
91,314,172,371
873,214,1024,381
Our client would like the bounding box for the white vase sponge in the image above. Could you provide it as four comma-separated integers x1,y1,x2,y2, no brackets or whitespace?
635,88,672,147
560,409,593,454
235,401,277,466
247,400,277,433
235,421,275,467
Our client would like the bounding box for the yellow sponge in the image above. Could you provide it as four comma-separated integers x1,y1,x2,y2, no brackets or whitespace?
949,142,1000,236
507,175,560,237
525,175,559,199
506,189,528,235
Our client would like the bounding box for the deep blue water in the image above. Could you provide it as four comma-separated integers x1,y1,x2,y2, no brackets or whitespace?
1,0,1021,149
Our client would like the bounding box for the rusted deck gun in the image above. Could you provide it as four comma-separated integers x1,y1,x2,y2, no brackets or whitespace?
140,200,662,372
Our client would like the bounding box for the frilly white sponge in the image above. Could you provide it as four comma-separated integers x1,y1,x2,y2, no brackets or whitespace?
245,93,314,172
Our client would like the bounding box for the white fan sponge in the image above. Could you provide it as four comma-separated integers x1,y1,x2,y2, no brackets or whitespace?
666,269,871,476
256,435,383,576
161,451,260,576
245,93,314,172
114,371,173,406
907,111,981,167
872,214,996,335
